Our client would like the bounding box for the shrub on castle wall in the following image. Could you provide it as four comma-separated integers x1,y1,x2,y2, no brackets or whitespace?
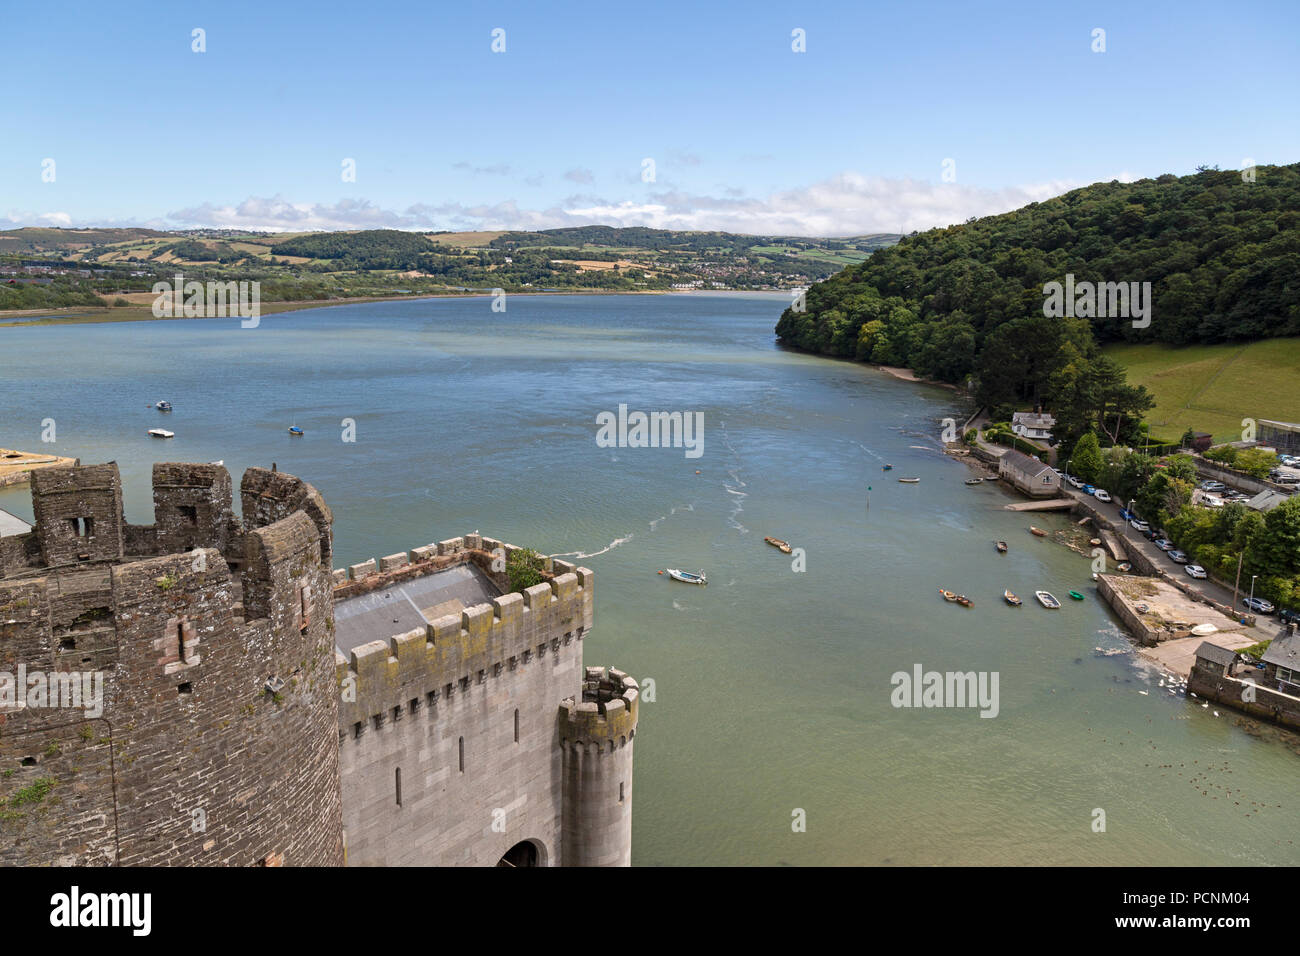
506,547,546,593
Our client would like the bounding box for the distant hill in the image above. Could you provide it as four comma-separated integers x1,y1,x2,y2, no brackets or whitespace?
0,224,899,298
775,163,1300,391
0,227,165,254
0,224,900,312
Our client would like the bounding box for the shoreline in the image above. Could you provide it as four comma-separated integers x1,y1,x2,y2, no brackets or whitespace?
0,288,788,329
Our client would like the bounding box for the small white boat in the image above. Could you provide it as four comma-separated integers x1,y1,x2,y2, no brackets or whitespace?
666,568,707,586
1035,590,1061,609
898,477,920,483
155,400,172,411
148,428,174,439
964,477,983,485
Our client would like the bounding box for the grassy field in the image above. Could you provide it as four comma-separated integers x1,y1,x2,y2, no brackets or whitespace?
1106,338,1300,442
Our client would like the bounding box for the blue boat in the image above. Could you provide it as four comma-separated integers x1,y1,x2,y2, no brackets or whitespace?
882,464,893,471
288,426,304,436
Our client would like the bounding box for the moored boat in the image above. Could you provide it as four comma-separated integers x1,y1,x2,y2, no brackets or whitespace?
882,464,893,471
1004,590,1022,606
147,428,174,439
764,536,792,554
1068,590,1085,601
955,594,973,607
155,400,172,411
898,477,920,483
995,540,1008,553
964,477,983,485
1035,590,1061,609
666,568,707,585
937,588,958,602
1029,526,1048,536
1117,562,1132,572
288,425,304,435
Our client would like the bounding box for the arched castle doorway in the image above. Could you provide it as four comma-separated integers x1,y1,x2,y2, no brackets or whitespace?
496,839,546,867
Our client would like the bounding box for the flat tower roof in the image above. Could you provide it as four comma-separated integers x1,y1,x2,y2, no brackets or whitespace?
333,561,502,657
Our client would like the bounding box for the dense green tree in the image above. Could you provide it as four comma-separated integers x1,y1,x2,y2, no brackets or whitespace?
1070,432,1105,484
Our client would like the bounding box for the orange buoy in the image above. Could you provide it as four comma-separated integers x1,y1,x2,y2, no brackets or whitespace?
695,470,701,474
657,570,663,574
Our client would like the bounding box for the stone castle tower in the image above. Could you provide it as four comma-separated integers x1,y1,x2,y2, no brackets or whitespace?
0,462,638,866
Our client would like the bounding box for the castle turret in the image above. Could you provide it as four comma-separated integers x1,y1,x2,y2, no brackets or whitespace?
560,666,638,866
0,462,343,866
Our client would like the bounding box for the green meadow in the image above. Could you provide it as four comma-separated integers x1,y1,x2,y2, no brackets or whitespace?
1105,338,1300,443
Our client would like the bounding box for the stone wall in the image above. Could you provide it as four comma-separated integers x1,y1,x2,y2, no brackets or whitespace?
1187,660,1300,731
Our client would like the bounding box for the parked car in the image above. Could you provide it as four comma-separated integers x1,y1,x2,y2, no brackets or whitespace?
1094,489,1112,502
1243,597,1276,614
1277,475,1300,486
1118,508,1132,521
1083,484,1096,495
1154,539,1174,551
1185,565,1207,579
1168,550,1189,564
1067,476,1083,488
1199,480,1226,491
1130,519,1150,532
1279,608,1300,625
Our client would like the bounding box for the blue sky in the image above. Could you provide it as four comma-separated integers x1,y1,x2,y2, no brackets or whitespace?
4,0,1298,235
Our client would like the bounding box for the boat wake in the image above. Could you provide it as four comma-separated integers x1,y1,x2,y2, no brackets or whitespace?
719,422,748,535
551,533,634,559
649,503,694,532
845,439,883,463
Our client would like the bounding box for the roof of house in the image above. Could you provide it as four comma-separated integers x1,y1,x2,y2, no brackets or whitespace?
1246,489,1289,512
999,449,1054,477
1195,642,1240,667
0,508,32,538
1012,412,1056,427
1261,631,1300,670
1258,419,1300,430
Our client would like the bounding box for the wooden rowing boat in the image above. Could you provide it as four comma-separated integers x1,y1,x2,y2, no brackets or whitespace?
996,540,1008,553
955,595,973,607
937,588,958,602
1035,590,1061,609
764,536,792,554
1029,526,1048,537
1004,590,1022,606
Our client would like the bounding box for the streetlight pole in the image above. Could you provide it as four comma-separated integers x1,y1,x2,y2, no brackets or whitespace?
1249,574,1258,610
1233,551,1244,610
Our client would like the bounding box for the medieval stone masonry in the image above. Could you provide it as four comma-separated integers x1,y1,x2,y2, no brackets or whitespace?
0,462,637,867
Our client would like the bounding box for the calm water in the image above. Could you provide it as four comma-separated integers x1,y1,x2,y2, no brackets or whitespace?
2,293,1296,866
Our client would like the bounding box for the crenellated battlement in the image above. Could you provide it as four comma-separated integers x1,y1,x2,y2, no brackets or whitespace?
334,543,593,731
560,665,640,746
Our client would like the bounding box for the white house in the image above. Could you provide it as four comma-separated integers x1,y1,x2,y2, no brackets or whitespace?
1011,412,1056,442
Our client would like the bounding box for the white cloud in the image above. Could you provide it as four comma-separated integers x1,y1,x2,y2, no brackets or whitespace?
7,172,1089,236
